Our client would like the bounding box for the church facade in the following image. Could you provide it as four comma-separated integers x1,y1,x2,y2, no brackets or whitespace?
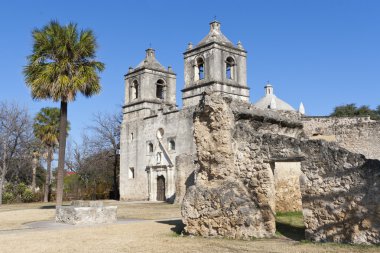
119,21,250,201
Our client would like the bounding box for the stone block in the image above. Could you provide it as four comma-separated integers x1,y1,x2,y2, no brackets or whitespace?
56,201,117,225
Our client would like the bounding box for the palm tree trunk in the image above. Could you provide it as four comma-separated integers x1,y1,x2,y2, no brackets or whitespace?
31,155,37,193
56,101,68,207
43,147,53,202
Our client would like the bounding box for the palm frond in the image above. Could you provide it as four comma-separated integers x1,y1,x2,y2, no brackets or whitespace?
24,20,105,103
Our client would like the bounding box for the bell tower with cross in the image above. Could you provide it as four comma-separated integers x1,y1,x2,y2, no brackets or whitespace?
182,20,250,107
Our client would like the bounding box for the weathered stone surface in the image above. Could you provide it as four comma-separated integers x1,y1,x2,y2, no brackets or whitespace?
56,201,117,225
258,135,380,244
71,200,104,207
182,92,380,244
182,180,274,239
273,162,303,212
175,154,197,204
303,116,380,160
182,93,300,239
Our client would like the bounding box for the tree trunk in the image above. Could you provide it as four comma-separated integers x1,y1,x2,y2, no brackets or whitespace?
56,101,68,207
0,172,4,205
43,147,53,202
0,178,3,205
0,141,7,205
31,155,37,193
113,150,119,200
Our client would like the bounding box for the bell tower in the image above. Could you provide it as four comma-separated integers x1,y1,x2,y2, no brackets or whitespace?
123,48,176,119
182,21,250,107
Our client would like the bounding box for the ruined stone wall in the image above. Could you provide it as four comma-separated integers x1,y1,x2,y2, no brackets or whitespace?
182,93,380,244
303,116,380,160
233,107,380,244
258,135,380,244
182,94,304,239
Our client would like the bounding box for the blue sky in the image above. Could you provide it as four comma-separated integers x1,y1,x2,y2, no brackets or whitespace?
0,0,379,143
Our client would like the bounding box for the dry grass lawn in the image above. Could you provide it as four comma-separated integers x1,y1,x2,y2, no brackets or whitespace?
0,201,378,253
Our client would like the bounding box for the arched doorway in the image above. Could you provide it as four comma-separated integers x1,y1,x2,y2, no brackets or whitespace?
157,175,166,201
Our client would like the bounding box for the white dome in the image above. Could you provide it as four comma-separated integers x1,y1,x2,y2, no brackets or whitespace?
254,84,295,111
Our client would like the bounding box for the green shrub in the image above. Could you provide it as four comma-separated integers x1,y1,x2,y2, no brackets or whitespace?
2,191,15,204
16,183,27,196
2,183,40,204
21,188,37,203
5,183,13,193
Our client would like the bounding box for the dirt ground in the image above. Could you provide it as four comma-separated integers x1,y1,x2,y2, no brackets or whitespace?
0,201,378,253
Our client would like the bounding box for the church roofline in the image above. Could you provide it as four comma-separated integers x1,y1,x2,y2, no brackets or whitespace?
124,67,176,77
181,81,250,93
184,20,246,55
183,41,247,55
125,48,176,77
122,99,176,108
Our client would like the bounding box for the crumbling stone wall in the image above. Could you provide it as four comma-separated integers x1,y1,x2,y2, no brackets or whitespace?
258,135,380,244
182,93,380,244
303,116,380,160
182,93,304,239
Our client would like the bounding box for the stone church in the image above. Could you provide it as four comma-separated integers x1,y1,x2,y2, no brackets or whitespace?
119,21,254,202
119,21,380,204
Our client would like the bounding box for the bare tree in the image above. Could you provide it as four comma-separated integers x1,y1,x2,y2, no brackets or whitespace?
0,102,33,205
88,112,121,199
65,134,114,200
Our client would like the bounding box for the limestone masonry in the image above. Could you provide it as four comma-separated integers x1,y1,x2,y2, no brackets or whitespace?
181,93,380,243
120,21,380,244
303,116,380,160
56,201,117,225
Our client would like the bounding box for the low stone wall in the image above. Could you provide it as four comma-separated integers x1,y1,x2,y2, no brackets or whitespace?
56,201,117,225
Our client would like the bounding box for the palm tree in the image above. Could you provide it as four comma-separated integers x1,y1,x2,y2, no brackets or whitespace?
33,107,62,202
24,21,105,206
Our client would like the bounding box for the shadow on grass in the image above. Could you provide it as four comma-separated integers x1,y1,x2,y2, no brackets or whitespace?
276,221,305,241
157,218,306,240
39,205,56,209
156,219,184,235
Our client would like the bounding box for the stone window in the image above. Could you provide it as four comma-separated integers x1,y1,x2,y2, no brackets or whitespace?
128,167,135,179
156,152,162,164
156,79,165,99
168,139,175,151
130,132,134,141
194,57,205,81
148,142,153,153
132,80,139,100
226,57,235,80
156,128,164,139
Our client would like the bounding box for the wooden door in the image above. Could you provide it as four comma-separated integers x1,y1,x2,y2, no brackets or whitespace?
156,176,166,201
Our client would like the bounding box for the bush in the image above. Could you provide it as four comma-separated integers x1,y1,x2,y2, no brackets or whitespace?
16,183,27,196
2,191,15,204
1,183,39,204
5,183,13,193
21,188,37,203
